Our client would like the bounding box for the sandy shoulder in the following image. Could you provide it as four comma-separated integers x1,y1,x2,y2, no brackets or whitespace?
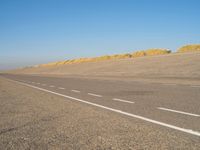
9,52,200,85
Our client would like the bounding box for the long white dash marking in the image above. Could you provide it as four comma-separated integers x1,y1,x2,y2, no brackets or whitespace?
42,84,46,86
190,85,200,88
112,98,134,104
71,90,80,93
164,83,177,86
158,107,200,117
4,78,200,137
88,93,102,97
37,83,40,85
58,87,65,90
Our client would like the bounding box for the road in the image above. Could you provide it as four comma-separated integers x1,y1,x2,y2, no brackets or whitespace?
0,73,200,149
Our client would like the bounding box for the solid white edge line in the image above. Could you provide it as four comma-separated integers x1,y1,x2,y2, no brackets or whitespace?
112,98,134,104
5,78,200,137
158,107,200,117
88,93,102,97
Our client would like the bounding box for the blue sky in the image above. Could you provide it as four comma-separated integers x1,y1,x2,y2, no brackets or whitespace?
0,0,200,70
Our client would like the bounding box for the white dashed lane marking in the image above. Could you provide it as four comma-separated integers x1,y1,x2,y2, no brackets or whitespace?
163,83,177,86
190,85,200,88
112,98,134,104
49,85,55,88
71,90,81,93
88,93,102,97
58,87,65,90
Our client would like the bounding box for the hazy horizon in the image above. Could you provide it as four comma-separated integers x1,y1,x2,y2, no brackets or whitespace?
1,0,200,70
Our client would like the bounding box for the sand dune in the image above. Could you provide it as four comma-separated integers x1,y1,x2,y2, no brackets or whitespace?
9,52,200,84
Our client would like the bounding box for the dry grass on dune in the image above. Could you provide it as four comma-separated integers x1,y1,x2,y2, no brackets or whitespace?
38,49,171,67
144,49,171,55
131,51,146,57
36,44,200,68
132,49,171,57
178,44,200,53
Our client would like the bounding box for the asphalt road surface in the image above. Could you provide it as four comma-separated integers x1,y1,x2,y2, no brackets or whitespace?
0,73,200,149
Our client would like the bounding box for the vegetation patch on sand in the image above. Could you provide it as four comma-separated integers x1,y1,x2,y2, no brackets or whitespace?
37,44,199,68
178,44,200,53
132,49,171,57
39,49,171,67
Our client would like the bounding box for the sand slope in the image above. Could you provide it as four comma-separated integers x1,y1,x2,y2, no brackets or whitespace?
9,52,200,84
